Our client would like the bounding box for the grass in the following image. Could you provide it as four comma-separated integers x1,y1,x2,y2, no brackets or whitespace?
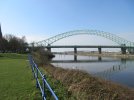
0,53,27,59
0,53,41,100
41,67,76,100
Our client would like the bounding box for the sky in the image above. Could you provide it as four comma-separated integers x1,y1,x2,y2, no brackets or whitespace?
0,0,134,49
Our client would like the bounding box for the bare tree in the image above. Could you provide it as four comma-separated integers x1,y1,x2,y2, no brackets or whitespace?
0,34,28,53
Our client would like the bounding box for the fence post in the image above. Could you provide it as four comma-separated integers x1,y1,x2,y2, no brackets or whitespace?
29,55,34,76
28,55,58,100
29,56,35,79
36,68,39,88
42,74,46,99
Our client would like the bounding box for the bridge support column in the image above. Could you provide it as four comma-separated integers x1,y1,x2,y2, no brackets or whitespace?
74,47,77,61
47,47,51,52
121,47,126,54
98,47,102,54
47,44,51,52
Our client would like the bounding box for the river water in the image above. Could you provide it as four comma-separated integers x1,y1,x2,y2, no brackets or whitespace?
51,54,134,88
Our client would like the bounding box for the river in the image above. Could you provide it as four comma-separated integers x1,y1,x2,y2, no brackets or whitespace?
51,54,134,88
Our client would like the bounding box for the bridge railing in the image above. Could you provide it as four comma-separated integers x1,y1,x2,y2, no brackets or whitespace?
28,55,58,100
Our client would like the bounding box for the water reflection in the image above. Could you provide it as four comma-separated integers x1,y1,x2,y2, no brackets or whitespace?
52,60,119,63
52,54,134,88
93,63,127,80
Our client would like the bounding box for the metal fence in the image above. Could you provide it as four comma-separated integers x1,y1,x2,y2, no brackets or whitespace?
28,55,58,100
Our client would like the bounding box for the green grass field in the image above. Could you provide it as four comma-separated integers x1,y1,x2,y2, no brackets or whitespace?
0,53,41,100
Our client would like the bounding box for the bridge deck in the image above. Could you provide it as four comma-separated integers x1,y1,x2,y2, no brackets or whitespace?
44,45,134,48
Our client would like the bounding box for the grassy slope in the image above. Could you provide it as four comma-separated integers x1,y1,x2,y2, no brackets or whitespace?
0,53,41,100
44,65,134,100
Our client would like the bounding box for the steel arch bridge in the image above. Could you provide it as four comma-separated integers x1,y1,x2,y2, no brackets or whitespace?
35,30,134,47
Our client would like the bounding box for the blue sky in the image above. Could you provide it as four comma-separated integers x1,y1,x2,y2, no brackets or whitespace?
0,0,134,46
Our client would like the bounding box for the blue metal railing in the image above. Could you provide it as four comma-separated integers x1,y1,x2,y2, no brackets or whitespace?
28,55,58,100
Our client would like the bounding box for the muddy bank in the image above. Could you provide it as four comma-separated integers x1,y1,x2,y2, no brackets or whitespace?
44,64,134,100
57,52,134,59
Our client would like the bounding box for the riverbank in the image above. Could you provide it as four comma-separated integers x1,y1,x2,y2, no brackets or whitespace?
79,52,134,59
55,52,134,59
44,64,134,100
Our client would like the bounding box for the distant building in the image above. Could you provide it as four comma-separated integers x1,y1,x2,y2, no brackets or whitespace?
0,24,2,38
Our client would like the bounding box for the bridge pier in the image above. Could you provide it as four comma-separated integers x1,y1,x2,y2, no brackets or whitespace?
98,47,102,54
121,47,126,54
74,47,77,61
47,44,51,52
47,47,51,52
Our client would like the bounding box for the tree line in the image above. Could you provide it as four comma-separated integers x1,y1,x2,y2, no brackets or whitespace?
0,34,28,53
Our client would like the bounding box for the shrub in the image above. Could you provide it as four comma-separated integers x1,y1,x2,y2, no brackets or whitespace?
32,48,55,66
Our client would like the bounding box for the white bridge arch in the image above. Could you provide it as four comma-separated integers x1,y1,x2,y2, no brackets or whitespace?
35,30,134,47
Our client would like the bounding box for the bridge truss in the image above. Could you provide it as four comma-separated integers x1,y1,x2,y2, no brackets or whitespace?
34,30,134,47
